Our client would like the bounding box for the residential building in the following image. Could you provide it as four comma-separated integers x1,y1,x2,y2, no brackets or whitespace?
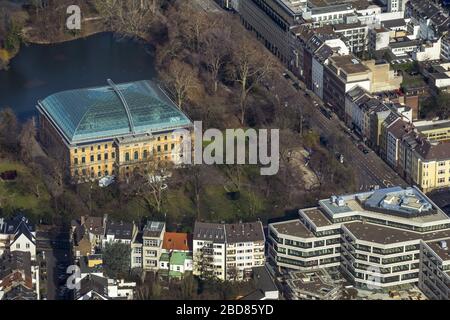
0,251,40,300
0,215,36,261
75,274,135,300
406,0,450,42
103,220,137,246
333,20,368,53
193,221,265,281
159,252,193,279
268,186,450,290
141,221,165,271
37,80,193,183
323,54,371,119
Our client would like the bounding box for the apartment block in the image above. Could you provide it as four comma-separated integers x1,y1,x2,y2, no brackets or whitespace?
193,221,265,281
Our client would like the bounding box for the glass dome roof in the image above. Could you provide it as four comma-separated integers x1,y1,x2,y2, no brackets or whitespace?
38,80,192,144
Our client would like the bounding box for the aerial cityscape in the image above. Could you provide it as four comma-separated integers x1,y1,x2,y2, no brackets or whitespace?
0,0,450,305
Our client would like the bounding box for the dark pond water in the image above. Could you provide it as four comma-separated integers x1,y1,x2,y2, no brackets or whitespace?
0,32,156,120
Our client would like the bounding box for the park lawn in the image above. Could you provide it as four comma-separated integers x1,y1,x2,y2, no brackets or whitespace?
0,160,52,216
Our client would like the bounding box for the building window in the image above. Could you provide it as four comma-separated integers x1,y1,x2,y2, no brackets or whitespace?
90,155,94,162
97,154,101,161
143,150,148,158
134,151,139,160
81,147,85,153
105,153,108,160
90,146,94,151
171,144,175,150
74,149,77,154
74,158,78,165
26,243,30,249
105,144,108,149
157,146,161,152
111,152,115,159
125,152,130,161
82,157,86,164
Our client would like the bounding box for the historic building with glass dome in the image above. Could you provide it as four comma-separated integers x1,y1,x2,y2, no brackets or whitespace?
37,80,193,182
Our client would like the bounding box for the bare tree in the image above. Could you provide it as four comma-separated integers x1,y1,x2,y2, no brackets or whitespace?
228,37,275,125
161,60,199,110
203,24,231,93
19,119,36,165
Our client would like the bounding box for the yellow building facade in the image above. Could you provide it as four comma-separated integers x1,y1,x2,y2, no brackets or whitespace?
37,80,193,183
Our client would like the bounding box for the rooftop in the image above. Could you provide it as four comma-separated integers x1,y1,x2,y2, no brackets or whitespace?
105,221,134,240
320,186,449,225
194,222,226,243
271,219,315,238
343,221,422,244
225,222,265,243
37,80,192,145
329,55,370,75
427,239,450,262
301,208,333,227
162,232,191,251
143,221,165,238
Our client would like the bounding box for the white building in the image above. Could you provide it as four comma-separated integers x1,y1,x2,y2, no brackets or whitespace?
268,186,450,290
193,221,265,281
0,215,36,261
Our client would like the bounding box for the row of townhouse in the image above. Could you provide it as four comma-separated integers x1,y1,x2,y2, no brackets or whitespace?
232,0,446,111
71,217,193,279
235,0,446,72
267,185,450,297
71,216,267,282
345,85,450,192
380,119,450,193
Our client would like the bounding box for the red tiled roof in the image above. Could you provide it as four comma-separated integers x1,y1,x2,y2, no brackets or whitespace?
162,232,191,251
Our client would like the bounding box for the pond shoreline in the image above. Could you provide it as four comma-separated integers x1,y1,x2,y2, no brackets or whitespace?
0,32,158,121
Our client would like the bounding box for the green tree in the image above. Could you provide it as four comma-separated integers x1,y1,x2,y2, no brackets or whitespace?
103,242,131,279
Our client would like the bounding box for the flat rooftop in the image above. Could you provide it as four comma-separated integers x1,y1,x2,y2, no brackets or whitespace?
329,55,370,74
320,187,449,225
272,219,315,238
343,221,422,244
287,269,338,298
427,239,450,262
302,208,333,227
345,222,450,245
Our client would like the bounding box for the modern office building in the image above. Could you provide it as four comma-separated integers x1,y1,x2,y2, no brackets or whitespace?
37,80,193,183
193,221,265,281
238,0,306,68
268,186,450,289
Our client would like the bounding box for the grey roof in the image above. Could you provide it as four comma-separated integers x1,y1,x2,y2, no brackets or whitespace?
382,19,406,29
311,3,353,15
194,222,226,243
253,266,278,294
143,221,165,238
76,274,109,299
225,221,265,243
105,221,133,240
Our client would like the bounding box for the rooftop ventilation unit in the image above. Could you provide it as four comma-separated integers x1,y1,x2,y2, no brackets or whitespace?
441,240,448,250
337,197,345,207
